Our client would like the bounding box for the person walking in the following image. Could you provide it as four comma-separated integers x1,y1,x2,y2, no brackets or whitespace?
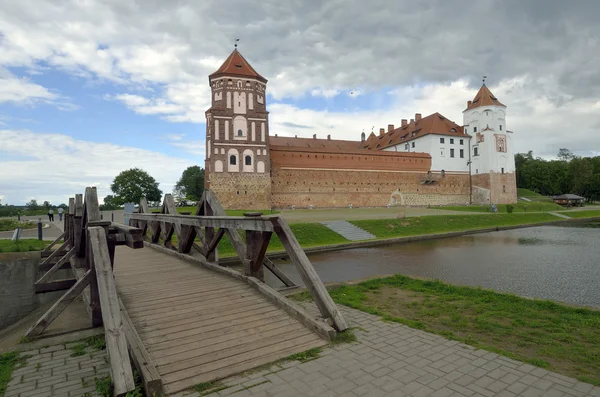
48,208,54,222
58,207,64,222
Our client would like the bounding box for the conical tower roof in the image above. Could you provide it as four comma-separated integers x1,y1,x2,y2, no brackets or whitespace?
465,84,505,111
209,49,267,83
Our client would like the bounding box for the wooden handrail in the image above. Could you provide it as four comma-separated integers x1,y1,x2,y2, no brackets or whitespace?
130,213,276,232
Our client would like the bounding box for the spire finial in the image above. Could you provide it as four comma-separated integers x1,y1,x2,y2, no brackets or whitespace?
234,38,239,49
482,75,487,85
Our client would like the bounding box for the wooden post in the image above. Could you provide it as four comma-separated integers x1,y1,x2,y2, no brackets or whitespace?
25,270,92,337
74,194,84,258
204,200,218,263
271,217,348,331
87,232,103,327
245,230,271,281
88,227,135,396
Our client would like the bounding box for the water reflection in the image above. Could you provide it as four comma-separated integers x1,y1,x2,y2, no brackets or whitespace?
267,225,600,308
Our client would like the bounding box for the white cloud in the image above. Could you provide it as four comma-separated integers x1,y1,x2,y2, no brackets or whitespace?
0,75,56,104
269,77,600,158
0,129,196,205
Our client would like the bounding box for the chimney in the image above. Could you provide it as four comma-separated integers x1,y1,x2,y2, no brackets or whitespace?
387,124,394,132
313,134,317,139
327,134,331,140
275,134,278,137
415,113,421,121
468,100,472,107
401,119,407,127
379,128,385,136
361,132,366,142
410,119,414,124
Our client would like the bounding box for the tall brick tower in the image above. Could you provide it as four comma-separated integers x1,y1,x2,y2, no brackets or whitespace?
204,49,272,209
464,83,517,204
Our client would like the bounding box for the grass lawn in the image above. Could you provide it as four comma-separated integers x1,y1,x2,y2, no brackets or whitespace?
174,207,280,216
0,219,36,232
432,202,564,213
157,222,349,257
0,239,49,253
0,352,28,396
318,275,600,385
560,210,600,219
351,213,558,239
517,188,554,202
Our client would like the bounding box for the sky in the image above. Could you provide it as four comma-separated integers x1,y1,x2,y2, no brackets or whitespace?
1,0,599,205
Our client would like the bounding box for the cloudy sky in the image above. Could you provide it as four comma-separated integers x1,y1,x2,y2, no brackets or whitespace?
1,0,599,205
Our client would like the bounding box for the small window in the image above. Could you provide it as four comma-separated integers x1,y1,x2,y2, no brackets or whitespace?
460,139,464,145
503,185,506,193
229,155,236,165
441,148,445,157
440,138,445,144
450,149,455,158
474,127,477,133
501,167,505,174
245,155,252,166
476,169,479,174
465,128,468,133
500,125,502,131
411,142,415,148
237,129,243,137
474,147,479,156
450,139,454,144
405,144,409,150
460,149,464,158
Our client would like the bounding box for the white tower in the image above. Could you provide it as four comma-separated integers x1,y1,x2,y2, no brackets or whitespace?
463,83,517,204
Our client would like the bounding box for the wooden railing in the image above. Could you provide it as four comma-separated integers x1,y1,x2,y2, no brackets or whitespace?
27,187,142,396
129,190,348,332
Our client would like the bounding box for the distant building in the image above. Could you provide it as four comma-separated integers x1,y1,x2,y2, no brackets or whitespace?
204,49,518,209
552,194,585,207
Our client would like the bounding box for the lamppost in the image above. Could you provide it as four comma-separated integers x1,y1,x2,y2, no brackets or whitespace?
467,148,473,205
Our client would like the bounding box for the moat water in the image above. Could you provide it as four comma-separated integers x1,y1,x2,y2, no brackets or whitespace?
268,223,600,308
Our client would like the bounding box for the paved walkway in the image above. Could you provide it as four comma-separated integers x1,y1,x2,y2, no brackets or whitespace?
5,303,600,396
186,303,600,397
4,343,109,397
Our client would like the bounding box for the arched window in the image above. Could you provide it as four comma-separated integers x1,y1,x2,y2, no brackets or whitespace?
238,129,243,137
245,155,252,166
229,155,236,165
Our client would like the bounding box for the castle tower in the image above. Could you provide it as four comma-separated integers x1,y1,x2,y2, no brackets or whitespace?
463,83,517,204
204,49,272,209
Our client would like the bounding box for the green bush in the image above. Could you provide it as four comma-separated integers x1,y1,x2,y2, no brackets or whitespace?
506,204,514,213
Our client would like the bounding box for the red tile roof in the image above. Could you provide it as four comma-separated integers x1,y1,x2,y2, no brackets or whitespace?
209,49,267,83
270,136,363,150
465,84,505,110
362,113,468,150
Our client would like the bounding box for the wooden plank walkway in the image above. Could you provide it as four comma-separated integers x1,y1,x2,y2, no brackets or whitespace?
114,246,326,395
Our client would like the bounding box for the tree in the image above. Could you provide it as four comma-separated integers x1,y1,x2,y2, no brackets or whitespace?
110,168,162,205
557,148,574,162
43,200,51,211
100,194,121,211
26,199,39,210
174,166,205,201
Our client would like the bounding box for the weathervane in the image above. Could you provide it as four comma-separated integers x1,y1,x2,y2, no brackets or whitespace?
234,38,239,49
483,75,487,84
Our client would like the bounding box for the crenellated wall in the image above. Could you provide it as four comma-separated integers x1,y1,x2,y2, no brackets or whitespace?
270,167,470,208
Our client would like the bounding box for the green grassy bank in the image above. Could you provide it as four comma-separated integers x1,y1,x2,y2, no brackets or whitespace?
160,212,600,258
293,275,600,385
0,220,36,232
351,213,559,239
517,188,554,202
0,239,48,253
431,202,564,213
560,210,600,219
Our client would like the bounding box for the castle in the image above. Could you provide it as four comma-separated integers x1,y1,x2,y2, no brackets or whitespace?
204,49,517,210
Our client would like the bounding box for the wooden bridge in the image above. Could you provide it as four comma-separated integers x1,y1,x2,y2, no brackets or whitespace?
26,188,347,396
